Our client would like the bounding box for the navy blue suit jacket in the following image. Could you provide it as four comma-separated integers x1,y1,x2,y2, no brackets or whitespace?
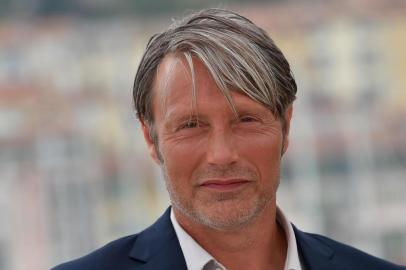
52,207,405,270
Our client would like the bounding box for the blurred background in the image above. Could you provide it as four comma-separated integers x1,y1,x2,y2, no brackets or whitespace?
0,0,405,269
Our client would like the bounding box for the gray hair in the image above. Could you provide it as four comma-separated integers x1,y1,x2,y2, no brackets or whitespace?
133,8,297,130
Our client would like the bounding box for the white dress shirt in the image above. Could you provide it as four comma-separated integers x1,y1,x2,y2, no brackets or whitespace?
170,206,304,270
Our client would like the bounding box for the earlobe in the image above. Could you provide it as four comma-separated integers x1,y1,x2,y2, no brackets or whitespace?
140,120,161,165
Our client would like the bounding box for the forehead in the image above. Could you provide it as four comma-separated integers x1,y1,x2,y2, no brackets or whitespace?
151,54,266,121
152,54,223,114
153,54,195,105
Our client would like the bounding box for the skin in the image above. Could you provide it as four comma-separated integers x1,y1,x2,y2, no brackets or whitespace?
141,54,293,270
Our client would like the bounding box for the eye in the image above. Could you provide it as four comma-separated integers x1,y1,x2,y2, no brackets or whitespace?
180,120,199,129
240,116,258,123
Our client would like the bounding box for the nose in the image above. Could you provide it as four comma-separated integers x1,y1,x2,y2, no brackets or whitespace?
206,128,239,166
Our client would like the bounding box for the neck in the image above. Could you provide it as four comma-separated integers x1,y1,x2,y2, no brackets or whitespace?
173,203,287,270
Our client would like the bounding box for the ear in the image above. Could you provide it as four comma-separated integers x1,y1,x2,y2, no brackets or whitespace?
140,119,161,165
281,105,293,155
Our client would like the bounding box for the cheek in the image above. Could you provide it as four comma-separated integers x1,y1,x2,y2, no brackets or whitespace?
238,136,283,180
160,140,205,184
241,131,282,156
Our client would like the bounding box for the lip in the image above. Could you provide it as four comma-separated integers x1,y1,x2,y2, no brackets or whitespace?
199,179,252,191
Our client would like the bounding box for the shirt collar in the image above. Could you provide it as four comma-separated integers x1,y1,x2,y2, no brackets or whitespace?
276,206,303,270
170,206,302,270
170,210,224,270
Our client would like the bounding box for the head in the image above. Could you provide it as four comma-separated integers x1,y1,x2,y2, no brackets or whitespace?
133,8,297,230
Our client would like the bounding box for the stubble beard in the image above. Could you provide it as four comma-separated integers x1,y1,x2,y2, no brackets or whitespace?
161,163,280,231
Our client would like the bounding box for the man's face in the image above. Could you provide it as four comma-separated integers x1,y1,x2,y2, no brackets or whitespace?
142,54,292,230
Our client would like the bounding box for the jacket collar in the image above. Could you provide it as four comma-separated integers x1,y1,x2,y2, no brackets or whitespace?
129,207,187,270
293,225,336,270
128,207,337,270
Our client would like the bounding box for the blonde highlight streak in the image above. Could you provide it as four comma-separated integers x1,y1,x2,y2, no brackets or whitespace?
187,29,274,116
183,52,199,124
196,38,240,116
195,51,238,118
165,13,296,119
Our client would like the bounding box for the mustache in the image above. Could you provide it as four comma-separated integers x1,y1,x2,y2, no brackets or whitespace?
194,164,257,182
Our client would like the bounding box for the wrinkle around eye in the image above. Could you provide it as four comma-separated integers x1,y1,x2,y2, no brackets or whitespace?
233,117,282,136
233,114,263,127
168,121,208,140
239,116,261,123
163,129,207,147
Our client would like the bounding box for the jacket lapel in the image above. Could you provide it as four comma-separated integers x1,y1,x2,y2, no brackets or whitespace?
128,209,339,270
128,207,187,270
293,225,338,270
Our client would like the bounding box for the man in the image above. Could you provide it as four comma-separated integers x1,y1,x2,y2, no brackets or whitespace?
53,8,405,270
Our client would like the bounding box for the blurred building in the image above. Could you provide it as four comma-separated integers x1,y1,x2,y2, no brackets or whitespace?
0,0,405,269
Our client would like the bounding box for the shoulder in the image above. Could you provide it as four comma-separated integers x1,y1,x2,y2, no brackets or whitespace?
51,234,141,270
51,207,175,270
299,229,405,270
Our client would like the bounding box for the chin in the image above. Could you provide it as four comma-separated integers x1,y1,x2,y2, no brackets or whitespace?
191,198,269,231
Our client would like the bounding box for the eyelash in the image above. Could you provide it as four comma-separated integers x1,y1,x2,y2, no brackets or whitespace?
240,113,264,124
180,120,199,129
240,116,258,123
178,116,259,130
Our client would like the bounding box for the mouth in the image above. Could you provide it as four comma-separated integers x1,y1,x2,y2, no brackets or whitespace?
199,179,252,191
